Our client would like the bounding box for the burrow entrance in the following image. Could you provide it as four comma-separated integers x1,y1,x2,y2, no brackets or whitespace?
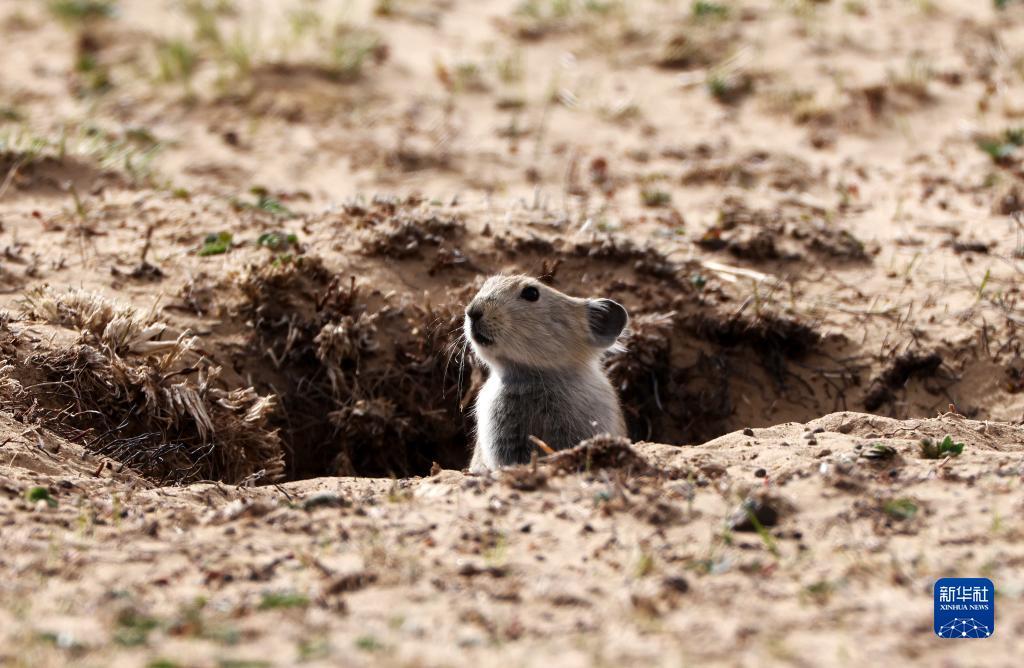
2,210,957,485
227,242,855,482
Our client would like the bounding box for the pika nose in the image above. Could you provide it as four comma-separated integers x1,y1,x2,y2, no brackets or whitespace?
466,305,483,322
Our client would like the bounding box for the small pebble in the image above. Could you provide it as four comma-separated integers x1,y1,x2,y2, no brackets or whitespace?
662,576,690,594
727,495,781,532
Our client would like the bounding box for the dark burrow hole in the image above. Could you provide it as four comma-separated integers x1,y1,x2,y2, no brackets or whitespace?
232,254,840,481
233,256,471,479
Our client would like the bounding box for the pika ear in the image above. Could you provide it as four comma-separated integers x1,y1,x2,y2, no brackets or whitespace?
587,299,628,347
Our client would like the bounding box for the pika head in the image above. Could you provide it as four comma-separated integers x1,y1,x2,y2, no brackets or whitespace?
464,275,628,372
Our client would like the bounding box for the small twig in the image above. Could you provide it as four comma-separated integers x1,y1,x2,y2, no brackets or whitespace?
528,434,555,455
140,222,155,264
0,159,24,202
272,483,294,502
702,260,776,284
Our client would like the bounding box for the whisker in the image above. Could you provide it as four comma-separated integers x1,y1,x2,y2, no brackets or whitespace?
442,319,470,399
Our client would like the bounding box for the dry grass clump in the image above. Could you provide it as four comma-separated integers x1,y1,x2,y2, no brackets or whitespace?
234,256,471,477
22,287,182,355
1,288,284,484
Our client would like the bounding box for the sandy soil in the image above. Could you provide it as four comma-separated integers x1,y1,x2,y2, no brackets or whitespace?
2,0,1024,665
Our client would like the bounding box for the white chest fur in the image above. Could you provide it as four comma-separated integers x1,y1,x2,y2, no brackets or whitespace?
471,374,503,472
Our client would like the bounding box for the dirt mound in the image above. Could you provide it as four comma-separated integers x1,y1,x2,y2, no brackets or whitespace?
0,151,124,198
543,435,661,475
1,411,1020,666
698,196,872,263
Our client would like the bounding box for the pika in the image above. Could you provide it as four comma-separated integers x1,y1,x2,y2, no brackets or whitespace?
464,274,629,473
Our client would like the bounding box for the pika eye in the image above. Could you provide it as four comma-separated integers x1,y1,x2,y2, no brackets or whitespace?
520,286,540,302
